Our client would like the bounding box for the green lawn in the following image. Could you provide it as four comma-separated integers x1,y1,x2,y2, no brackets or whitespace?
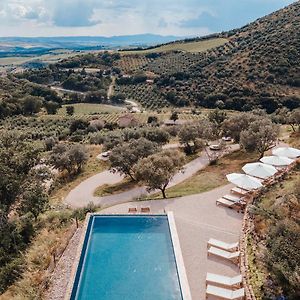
145,150,259,200
58,103,125,115
121,38,228,54
94,178,139,197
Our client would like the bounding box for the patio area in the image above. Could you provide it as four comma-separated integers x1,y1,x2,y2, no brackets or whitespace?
100,183,243,300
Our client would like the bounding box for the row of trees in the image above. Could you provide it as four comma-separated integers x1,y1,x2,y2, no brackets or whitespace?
91,127,171,150
0,131,49,292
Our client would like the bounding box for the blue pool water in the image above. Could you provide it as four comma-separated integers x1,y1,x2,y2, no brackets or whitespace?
71,215,183,300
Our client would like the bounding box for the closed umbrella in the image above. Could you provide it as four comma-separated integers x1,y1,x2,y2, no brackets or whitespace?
226,173,263,190
272,147,300,158
260,156,294,167
242,162,277,179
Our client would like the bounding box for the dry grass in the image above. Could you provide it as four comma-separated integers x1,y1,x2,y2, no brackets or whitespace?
1,210,76,300
147,150,259,199
50,145,108,204
94,177,139,197
288,131,300,149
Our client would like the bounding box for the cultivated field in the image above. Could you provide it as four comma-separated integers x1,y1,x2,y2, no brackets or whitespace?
58,103,126,115
121,38,228,54
0,50,89,67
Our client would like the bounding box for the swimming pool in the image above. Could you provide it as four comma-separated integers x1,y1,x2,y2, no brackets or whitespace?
68,213,191,300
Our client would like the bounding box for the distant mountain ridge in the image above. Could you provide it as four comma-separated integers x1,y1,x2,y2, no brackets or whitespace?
0,34,184,56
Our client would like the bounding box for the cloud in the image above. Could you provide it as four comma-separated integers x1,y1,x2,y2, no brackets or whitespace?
51,1,101,27
180,12,218,29
0,0,296,36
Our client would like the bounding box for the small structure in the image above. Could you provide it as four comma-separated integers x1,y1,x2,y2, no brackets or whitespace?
118,114,139,127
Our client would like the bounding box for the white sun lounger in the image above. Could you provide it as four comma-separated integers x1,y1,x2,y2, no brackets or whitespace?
223,194,244,202
206,285,245,299
217,198,236,207
206,273,242,288
208,238,239,251
208,247,240,264
231,187,249,196
216,198,245,211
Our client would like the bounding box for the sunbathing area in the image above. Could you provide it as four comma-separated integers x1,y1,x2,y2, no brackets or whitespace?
44,146,300,300
96,146,299,299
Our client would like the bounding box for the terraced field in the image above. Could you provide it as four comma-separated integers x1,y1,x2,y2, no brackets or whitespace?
114,83,169,109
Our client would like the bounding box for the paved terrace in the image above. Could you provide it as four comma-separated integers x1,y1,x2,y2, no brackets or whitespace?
48,183,241,300
100,184,242,300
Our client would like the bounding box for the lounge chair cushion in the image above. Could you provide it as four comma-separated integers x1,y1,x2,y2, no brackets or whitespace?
207,285,244,299
208,238,239,251
208,246,240,259
206,273,242,286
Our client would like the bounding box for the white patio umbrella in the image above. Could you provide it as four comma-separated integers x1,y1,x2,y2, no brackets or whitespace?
272,147,300,158
260,156,294,167
226,173,263,190
242,162,277,179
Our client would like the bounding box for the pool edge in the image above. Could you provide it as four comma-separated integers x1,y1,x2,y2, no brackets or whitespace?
167,211,192,300
64,213,92,300
65,213,192,300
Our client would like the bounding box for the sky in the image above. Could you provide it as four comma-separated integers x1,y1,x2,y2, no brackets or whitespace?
0,0,296,37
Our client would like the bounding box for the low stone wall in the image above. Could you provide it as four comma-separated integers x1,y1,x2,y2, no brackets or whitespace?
240,202,256,300
239,162,298,300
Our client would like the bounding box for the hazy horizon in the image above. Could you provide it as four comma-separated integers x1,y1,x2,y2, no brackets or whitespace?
0,0,296,37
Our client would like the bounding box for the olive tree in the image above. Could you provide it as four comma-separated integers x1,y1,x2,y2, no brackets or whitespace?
178,119,216,154
50,144,88,176
288,109,300,132
109,138,159,180
222,113,260,142
135,149,185,198
240,118,279,158
18,181,48,221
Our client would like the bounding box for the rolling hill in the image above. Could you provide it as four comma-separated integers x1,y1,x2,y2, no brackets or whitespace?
1,2,299,115
115,1,300,112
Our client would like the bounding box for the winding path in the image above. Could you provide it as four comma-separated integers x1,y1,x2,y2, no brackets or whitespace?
64,144,239,208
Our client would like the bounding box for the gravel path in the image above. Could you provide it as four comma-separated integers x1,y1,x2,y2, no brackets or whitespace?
45,228,82,300
64,144,239,208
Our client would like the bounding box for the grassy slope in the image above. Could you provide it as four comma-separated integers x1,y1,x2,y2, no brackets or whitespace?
145,150,259,199
50,145,108,205
58,103,125,115
122,38,228,54
248,167,299,299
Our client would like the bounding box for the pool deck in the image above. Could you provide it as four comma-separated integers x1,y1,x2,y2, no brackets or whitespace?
99,183,242,300
46,183,242,300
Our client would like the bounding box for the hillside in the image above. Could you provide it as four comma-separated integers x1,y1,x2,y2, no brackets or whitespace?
1,2,299,114
120,37,228,54
114,1,300,111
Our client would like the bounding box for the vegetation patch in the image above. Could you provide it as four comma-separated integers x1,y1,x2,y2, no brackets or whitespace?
93,178,139,197
58,103,125,115
50,145,108,204
146,150,258,199
121,38,228,54
248,168,300,300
